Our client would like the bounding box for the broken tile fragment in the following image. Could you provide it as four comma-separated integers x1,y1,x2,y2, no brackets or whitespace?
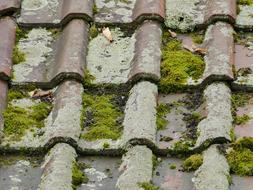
195,83,232,149
116,145,153,190
193,145,230,190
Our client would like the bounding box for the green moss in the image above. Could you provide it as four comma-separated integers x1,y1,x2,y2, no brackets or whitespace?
81,94,123,141
172,139,194,153
72,161,88,188
231,94,252,108
152,155,160,171
230,128,236,142
159,40,205,93
15,27,28,43
12,46,26,65
92,4,98,14
191,33,204,44
238,0,253,5
83,70,95,87
182,154,203,172
156,103,170,130
227,147,253,176
89,25,99,40
234,137,253,151
7,89,27,102
48,29,60,39
138,182,158,190
169,163,176,169
234,114,251,125
103,142,110,149
3,100,52,141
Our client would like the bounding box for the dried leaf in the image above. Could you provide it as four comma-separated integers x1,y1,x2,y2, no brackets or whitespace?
30,89,52,98
193,47,208,55
183,44,194,53
168,29,177,38
102,27,113,42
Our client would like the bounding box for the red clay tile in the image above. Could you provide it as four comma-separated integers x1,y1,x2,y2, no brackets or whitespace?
0,0,20,16
0,17,16,80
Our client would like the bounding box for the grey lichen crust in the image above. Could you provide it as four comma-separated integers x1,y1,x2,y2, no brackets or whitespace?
121,81,157,145
13,28,54,82
165,0,206,32
95,0,135,23
195,83,232,148
87,28,135,84
43,81,83,143
236,5,253,29
116,145,153,190
193,145,230,190
39,143,77,190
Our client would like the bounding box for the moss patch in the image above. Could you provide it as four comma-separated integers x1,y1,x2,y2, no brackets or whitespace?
12,46,26,65
169,163,176,169
15,27,28,43
156,103,170,130
159,39,205,93
182,154,203,172
191,33,204,44
89,25,99,40
234,114,251,125
83,70,95,87
3,101,52,141
238,0,253,5
72,161,89,188
138,182,158,190
81,94,123,141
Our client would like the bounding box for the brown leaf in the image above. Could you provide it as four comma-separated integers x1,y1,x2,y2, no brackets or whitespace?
168,29,177,38
30,89,52,98
102,27,113,42
183,44,194,53
193,47,208,55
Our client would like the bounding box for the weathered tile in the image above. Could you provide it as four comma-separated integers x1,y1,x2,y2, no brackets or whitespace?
236,4,253,30
195,83,232,149
0,0,20,15
0,17,16,80
18,0,93,27
128,20,162,83
87,21,162,85
94,0,165,25
0,155,43,190
122,81,157,147
202,22,234,82
116,145,153,190
42,81,83,147
13,19,88,88
153,158,194,190
231,175,253,190
39,143,76,190
165,0,236,32
193,145,230,190
77,156,121,189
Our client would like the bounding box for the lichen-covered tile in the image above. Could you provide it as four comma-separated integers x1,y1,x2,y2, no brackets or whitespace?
165,0,235,32
94,0,164,24
87,21,161,86
0,17,16,80
128,20,162,83
193,145,230,190
43,81,83,147
116,145,153,190
39,143,77,190
0,0,21,16
236,4,253,30
195,83,233,149
18,0,93,27
202,22,234,82
122,81,157,147
13,19,88,88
